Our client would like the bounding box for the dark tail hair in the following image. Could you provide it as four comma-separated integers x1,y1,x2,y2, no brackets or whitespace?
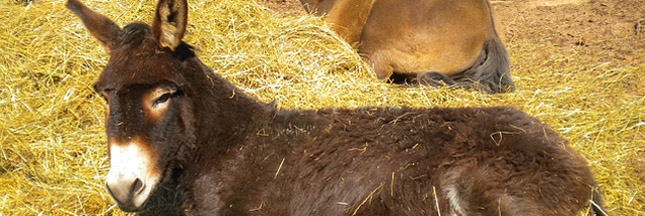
438,0,514,93
454,37,514,93
590,187,608,216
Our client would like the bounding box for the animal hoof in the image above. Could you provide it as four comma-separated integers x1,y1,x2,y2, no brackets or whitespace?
418,72,455,87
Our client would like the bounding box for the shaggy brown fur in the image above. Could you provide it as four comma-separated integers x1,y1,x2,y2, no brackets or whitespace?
67,0,605,215
299,0,514,93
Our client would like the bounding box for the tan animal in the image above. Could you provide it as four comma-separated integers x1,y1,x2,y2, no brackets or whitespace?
300,0,515,93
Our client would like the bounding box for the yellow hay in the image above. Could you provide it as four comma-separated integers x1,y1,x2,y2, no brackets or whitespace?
0,0,643,215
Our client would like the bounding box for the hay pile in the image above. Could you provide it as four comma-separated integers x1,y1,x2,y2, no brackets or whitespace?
0,0,643,215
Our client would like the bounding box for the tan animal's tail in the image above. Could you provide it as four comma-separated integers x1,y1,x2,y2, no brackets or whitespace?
454,37,514,93
448,0,514,93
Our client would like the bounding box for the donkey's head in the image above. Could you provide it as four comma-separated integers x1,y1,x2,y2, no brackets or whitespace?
67,0,195,212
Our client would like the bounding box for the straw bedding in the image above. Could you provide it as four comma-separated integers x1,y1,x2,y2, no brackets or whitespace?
0,0,643,215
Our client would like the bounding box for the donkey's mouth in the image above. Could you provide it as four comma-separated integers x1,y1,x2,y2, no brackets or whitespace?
116,202,143,213
105,181,149,212
105,175,160,212
104,138,163,212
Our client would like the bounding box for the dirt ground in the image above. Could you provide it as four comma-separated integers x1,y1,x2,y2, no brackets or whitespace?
258,0,306,16
495,0,644,65
258,0,645,185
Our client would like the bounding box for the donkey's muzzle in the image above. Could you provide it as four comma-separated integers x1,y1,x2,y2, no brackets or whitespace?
106,176,146,212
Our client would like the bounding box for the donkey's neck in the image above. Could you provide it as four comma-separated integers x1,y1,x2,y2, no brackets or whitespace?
185,57,274,155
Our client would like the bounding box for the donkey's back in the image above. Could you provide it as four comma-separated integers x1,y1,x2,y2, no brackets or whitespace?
215,106,604,216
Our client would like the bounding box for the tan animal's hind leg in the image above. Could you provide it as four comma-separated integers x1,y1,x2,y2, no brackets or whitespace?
367,52,394,80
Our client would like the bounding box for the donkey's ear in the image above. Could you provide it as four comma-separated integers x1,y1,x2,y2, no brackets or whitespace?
151,0,188,51
66,0,121,52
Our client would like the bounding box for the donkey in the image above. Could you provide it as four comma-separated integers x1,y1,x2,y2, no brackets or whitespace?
67,0,605,215
299,0,514,93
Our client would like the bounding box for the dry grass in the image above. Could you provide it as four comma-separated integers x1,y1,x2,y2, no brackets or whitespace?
0,0,643,215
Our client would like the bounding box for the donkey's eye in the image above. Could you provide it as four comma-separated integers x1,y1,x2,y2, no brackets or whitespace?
154,93,172,106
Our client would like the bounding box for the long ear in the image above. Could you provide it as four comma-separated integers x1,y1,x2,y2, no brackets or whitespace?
66,0,121,51
151,0,188,51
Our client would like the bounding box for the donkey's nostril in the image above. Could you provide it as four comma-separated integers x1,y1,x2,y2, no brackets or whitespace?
106,176,146,207
131,178,144,194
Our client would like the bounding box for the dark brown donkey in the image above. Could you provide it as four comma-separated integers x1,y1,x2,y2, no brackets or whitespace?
299,0,514,93
67,0,605,215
